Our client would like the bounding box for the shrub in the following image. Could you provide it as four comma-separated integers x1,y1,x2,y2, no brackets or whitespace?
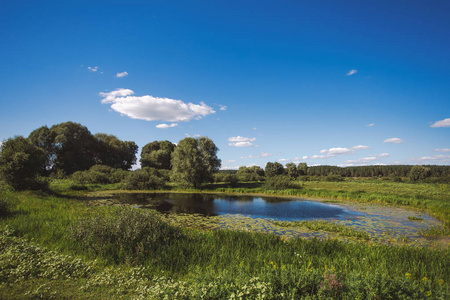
0,136,46,190
262,175,300,190
325,174,344,182
123,167,169,190
70,208,183,263
409,165,431,182
0,197,10,218
72,165,129,184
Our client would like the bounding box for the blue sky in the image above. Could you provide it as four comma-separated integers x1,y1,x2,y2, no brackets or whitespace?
1,0,449,169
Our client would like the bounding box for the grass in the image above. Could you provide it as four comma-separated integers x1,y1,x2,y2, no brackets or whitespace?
272,220,371,240
0,180,449,298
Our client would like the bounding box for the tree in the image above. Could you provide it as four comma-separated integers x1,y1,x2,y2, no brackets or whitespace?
170,137,221,188
297,162,308,176
285,162,299,179
140,140,175,169
265,162,285,178
236,166,265,181
28,125,56,173
94,133,138,170
49,122,98,174
0,136,46,190
409,165,431,182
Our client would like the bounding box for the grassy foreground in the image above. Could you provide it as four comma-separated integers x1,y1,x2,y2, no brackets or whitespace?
1,182,449,299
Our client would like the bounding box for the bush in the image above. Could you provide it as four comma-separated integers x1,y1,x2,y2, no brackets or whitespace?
122,167,169,190
70,208,183,263
325,174,344,182
409,165,431,182
262,175,301,190
0,136,46,190
0,197,10,218
72,165,129,184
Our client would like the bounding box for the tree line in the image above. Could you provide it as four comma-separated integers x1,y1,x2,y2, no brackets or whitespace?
0,122,220,190
1,121,449,190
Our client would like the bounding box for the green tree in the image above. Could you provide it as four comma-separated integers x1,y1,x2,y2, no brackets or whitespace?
409,165,431,182
28,125,55,173
265,162,285,178
49,122,98,174
170,137,221,188
236,166,265,181
297,162,308,176
94,133,138,170
285,162,299,179
140,140,175,169
0,136,46,190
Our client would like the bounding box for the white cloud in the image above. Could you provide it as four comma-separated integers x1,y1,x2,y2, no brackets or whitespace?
155,123,178,129
116,71,128,78
347,69,357,76
100,89,215,122
435,148,450,153
88,66,98,72
228,136,256,142
278,158,290,162
219,105,227,111
310,154,334,159
351,145,370,150
241,152,273,159
383,138,404,144
224,160,236,163
320,147,354,155
430,118,450,128
410,154,450,164
228,136,256,147
229,142,254,147
366,123,375,127
345,153,390,165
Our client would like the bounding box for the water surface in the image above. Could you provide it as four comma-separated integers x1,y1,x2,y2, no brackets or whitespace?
114,193,364,221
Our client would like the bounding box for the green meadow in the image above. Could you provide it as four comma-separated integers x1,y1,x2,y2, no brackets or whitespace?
1,179,449,299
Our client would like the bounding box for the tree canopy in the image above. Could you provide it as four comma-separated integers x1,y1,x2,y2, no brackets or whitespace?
140,140,175,170
0,136,46,190
170,137,221,188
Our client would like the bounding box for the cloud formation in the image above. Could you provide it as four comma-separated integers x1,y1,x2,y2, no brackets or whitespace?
345,153,390,165
366,123,375,127
219,105,227,111
351,145,371,150
347,69,357,76
383,138,404,144
116,71,128,78
320,147,354,155
155,123,178,129
228,136,256,147
411,154,450,164
88,66,98,72
241,152,272,159
100,89,215,122
430,118,450,128
435,148,450,153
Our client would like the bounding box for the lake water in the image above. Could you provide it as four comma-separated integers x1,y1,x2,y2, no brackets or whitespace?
109,192,446,247
113,193,365,221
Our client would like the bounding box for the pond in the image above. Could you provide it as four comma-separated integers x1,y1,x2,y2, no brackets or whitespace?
113,193,364,221
107,192,447,247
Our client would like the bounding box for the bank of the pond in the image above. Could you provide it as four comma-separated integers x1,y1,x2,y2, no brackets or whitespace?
1,188,449,299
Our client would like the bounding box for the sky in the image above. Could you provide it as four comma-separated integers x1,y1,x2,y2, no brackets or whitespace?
1,0,449,169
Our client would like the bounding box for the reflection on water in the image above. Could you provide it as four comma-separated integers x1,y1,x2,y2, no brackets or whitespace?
113,193,364,221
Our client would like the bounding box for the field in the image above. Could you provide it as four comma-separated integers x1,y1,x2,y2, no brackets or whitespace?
1,179,449,299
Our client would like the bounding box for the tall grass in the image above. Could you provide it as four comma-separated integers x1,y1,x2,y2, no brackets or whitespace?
1,187,449,298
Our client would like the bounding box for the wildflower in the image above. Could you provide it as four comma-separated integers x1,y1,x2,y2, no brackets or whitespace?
422,277,428,282
426,291,432,297
405,273,411,278
439,279,444,285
